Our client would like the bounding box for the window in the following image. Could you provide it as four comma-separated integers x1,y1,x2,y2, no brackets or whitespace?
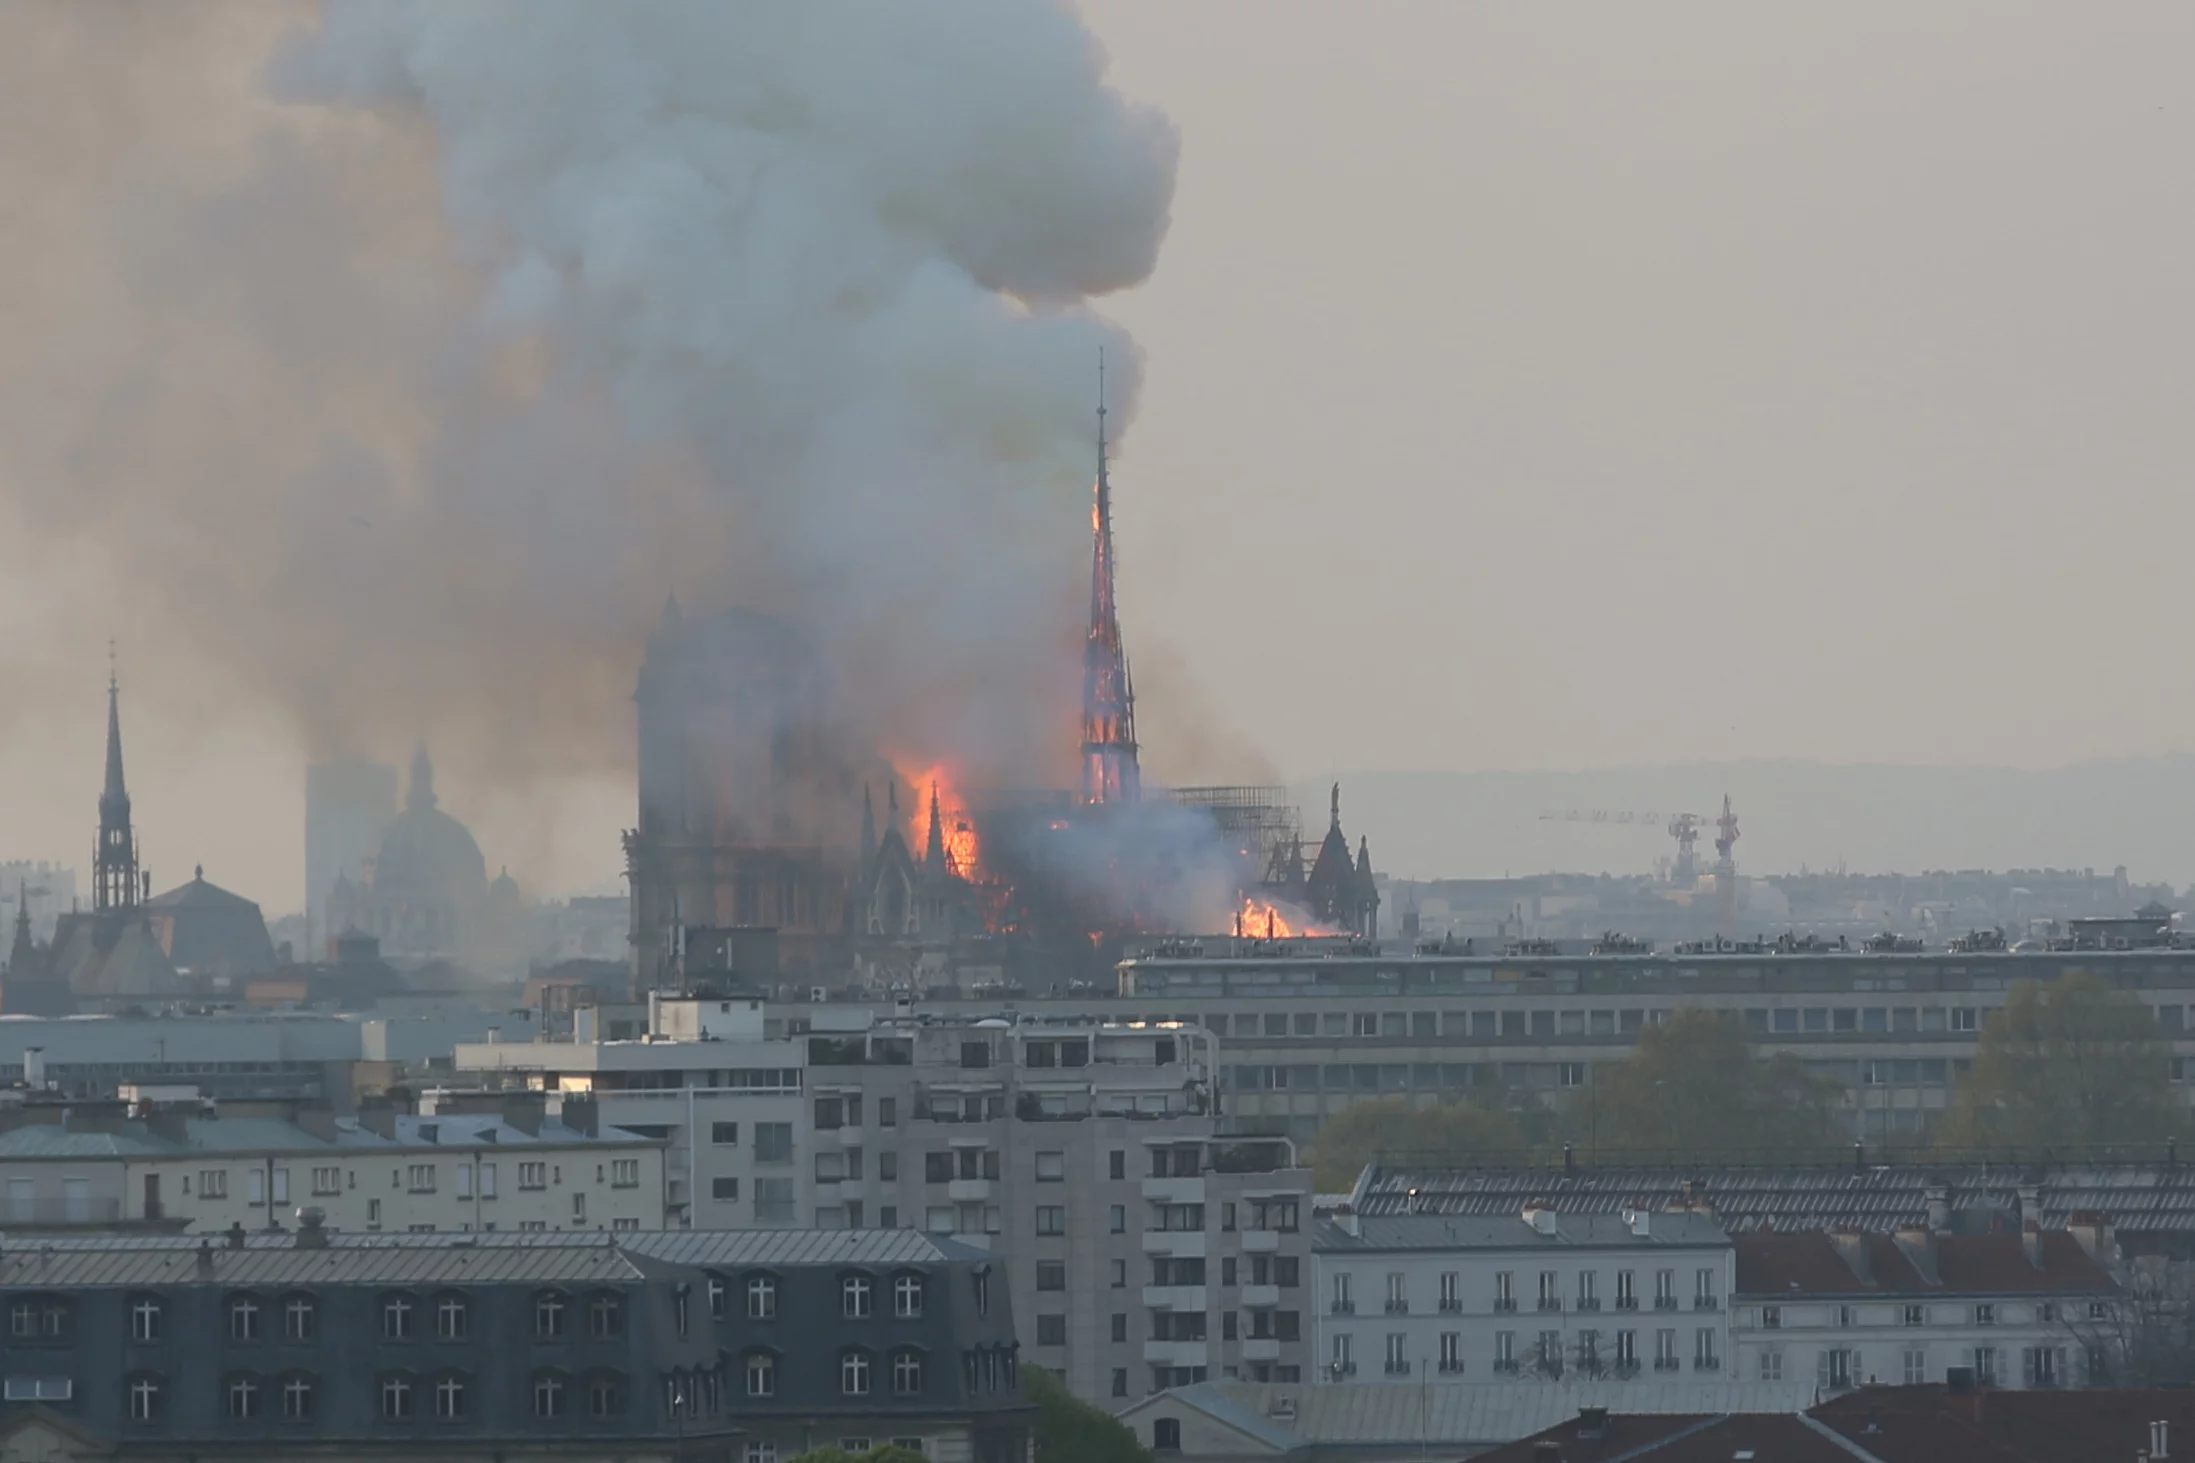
1903,1304,1926,1327
1904,1347,1927,1385
755,1123,793,1163
382,1293,414,1340
1384,1332,1409,1375
380,1373,414,1420
228,1293,261,1341
1036,1262,1066,1292
893,1350,924,1394
1111,1260,1127,1288
713,1178,740,1201
1577,1270,1598,1310
1438,1331,1462,1374
756,1178,796,1223
1655,1330,1678,1370
435,1374,466,1420
842,1350,873,1396
746,1352,777,1397
1615,1331,1636,1370
406,1163,436,1193
611,1159,640,1188
1694,1268,1718,1308
712,1122,741,1145
1153,1419,1182,1453
1035,1152,1065,1182
1035,1206,1066,1235
1493,1271,1512,1311
283,1294,315,1342
1837,1305,1858,1329
282,1373,314,1420
1493,1332,1513,1372
1820,1348,1855,1390
1333,1271,1355,1314
1973,1346,1998,1386
590,1294,623,1340
519,1162,548,1190
311,1166,341,1196
1759,1349,1783,1382
879,1097,897,1127
2024,1345,2062,1388
130,1296,161,1343
1537,1270,1559,1310
1037,1314,1067,1346
746,1274,778,1320
844,1275,874,1318
1654,1270,1676,1309
1760,1305,1781,1329
1387,1272,1408,1314
1616,1270,1636,1310
1113,1313,1128,1342
535,1292,567,1340
226,1374,260,1419
1974,1303,1996,1326
200,1170,229,1199
437,1295,468,1341
480,1163,496,1199
590,1372,625,1418
532,1371,565,1418
1694,1329,1719,1370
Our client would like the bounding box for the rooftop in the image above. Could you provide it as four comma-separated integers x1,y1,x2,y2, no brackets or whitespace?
1315,1210,1730,1253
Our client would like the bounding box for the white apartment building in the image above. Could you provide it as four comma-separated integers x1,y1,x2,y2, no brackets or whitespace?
1312,1206,1736,1385
1730,1219,2121,1391
0,1091,666,1233
455,995,1317,1404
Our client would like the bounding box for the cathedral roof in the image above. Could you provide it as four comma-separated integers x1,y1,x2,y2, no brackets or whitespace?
372,748,488,907
144,867,277,978
143,866,260,912
1307,783,1355,893
48,912,183,999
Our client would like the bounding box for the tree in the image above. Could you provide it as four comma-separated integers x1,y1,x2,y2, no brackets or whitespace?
1569,1008,1844,1161
1025,1362,1150,1463
1305,1096,1529,1191
1936,970,2186,1155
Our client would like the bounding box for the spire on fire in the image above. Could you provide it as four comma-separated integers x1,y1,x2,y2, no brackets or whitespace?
94,654,140,913
1080,348,1141,806
925,783,948,870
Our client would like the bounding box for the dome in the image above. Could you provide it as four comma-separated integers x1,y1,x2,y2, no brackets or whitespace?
372,747,488,912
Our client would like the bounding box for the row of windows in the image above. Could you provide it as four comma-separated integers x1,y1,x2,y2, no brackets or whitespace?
1755,1300,2092,1329
1769,1343,2076,1389
1226,1056,1969,1093
1329,1327,1721,1375
1204,1004,1996,1043
700,1270,929,1322
123,1368,634,1424
167,1160,608,1203
90,1288,633,1346
741,1348,928,1398
1328,1267,1718,1314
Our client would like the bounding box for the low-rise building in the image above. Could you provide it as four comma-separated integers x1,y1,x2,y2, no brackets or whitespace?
1311,1206,1736,1386
0,1091,667,1234
0,1225,1030,1463
1731,1219,2121,1392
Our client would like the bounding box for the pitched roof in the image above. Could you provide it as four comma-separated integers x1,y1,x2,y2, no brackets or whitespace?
1811,1384,2195,1463
1471,1415,1853,1463
1734,1230,2117,1298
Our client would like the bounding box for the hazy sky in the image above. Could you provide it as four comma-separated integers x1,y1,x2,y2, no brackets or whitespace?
6,1,2195,912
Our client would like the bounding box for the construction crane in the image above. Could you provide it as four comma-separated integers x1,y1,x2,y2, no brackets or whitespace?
1540,808,1713,885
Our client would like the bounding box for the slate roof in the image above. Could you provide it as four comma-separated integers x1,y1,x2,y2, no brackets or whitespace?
1472,1414,1853,1463
1734,1230,2117,1298
1353,1161,2195,1236
0,1113,653,1160
1315,1211,1730,1253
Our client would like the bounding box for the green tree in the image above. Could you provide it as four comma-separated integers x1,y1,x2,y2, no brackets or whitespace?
1572,1008,1843,1160
1306,1096,1529,1191
1025,1363,1149,1463
1935,970,2185,1155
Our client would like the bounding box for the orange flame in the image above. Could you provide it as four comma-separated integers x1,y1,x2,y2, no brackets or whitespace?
1234,896,1339,939
892,761,984,880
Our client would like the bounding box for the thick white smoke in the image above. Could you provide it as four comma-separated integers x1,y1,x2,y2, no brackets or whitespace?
280,0,1177,779
0,1,1178,896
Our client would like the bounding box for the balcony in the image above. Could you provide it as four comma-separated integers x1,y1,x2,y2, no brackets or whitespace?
1142,1231,1207,1258
1241,1230,1281,1254
1437,1360,1465,1376
1615,1297,1639,1311
1327,1362,1358,1378
1437,1299,1462,1314
1384,1301,1410,1315
1693,1297,1721,1312
1654,1358,1681,1372
1494,1298,1518,1313
1693,1357,1722,1372
1142,1177,1206,1204
1241,1338,1282,1362
1383,1361,1411,1377
1329,1300,1355,1316
1143,1339,1209,1367
1536,1299,1564,1313
1576,1298,1601,1312
1492,1360,1520,1375
1654,1297,1679,1312
1240,1285,1281,1309
1141,1286,1208,1311
946,1179,993,1202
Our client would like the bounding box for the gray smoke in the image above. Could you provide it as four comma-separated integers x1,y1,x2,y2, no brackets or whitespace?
0,1,1176,892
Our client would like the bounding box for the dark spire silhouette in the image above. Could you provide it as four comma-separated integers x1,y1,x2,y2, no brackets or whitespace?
93,660,139,913
1080,348,1141,806
925,784,948,871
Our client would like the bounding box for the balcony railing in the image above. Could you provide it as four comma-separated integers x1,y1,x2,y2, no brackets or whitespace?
1330,1301,1355,1315
1654,1358,1681,1372
1654,1297,1679,1311
1384,1361,1411,1376
1492,1360,1519,1375
1384,1301,1409,1315
1694,1357,1722,1372
1615,1296,1639,1311
1437,1299,1462,1314
0,1200,125,1225
1576,1298,1601,1312
1437,1360,1465,1375
1493,1298,1518,1313
1694,1297,1721,1311
1536,1299,1564,1313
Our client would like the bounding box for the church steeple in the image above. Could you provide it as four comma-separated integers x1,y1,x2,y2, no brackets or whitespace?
93,664,139,913
1079,348,1141,806
8,883,33,974
860,784,877,864
925,783,948,871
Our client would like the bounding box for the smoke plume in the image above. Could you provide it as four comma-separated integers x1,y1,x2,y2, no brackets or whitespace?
0,1,1177,893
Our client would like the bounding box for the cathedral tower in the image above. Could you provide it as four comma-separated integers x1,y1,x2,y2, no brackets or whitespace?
93,669,139,913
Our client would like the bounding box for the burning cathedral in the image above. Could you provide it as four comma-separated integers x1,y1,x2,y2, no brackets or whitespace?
622,394,1377,996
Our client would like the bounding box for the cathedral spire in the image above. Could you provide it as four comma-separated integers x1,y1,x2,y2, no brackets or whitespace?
860,784,877,862
8,883,32,974
1080,347,1141,806
925,783,948,871
93,662,139,914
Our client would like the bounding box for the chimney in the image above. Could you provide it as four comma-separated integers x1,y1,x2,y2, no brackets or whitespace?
1943,1365,1982,1424
225,1221,247,1251
1523,1203,1558,1237
194,1238,214,1278
560,1094,599,1138
355,1096,398,1140
2016,1181,2042,1229
1334,1204,1360,1239
2068,1211,2118,1264
500,1091,546,1137
1575,1406,1609,1439
2021,1213,2043,1268
1925,1182,1952,1235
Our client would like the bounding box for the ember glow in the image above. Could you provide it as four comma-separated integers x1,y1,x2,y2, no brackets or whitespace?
894,761,985,879
1234,896,1338,939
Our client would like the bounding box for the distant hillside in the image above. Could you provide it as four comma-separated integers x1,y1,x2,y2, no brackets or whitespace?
1293,758,2195,891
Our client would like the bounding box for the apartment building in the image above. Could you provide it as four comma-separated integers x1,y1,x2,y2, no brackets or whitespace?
1311,1206,1736,1386
1731,1220,2121,1391
831,941,2195,1141
0,1225,1030,1463
454,996,1317,1403
0,1092,666,1233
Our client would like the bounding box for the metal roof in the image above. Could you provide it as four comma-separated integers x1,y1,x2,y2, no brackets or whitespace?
1315,1211,1730,1253
1351,1163,2195,1235
0,1113,655,1161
